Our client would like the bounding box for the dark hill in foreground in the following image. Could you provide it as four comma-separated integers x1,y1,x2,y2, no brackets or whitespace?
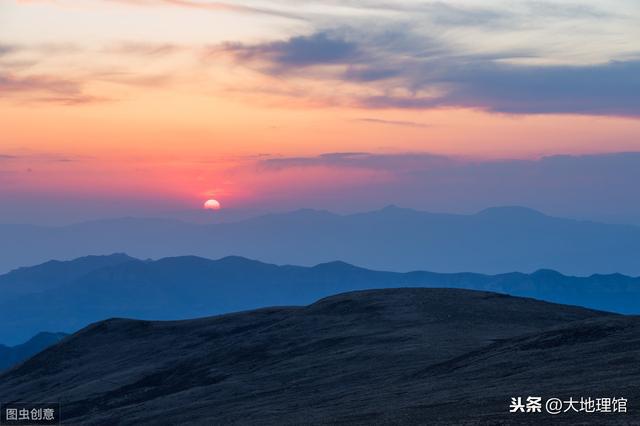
2,254,640,344
0,289,636,425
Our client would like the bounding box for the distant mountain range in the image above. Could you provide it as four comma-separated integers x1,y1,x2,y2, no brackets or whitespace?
2,288,637,424
2,205,640,276
1,253,639,345
0,332,68,371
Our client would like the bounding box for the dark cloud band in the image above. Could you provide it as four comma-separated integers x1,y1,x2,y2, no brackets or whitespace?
221,28,640,118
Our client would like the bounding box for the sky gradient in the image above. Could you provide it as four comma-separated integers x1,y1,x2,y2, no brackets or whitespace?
1,0,640,224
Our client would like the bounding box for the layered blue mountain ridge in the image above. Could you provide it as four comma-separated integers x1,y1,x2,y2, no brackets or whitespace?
1,253,638,344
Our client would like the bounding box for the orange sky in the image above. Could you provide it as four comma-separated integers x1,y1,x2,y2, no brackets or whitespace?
1,0,640,219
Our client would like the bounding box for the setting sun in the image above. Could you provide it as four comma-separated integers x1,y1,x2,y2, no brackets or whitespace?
203,199,222,210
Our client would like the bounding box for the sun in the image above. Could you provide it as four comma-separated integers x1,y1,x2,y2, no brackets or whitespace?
203,199,221,210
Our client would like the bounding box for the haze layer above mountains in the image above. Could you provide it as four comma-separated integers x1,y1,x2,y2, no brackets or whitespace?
2,206,640,276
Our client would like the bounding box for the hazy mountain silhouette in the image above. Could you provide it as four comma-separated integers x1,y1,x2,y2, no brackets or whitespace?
2,206,640,276
0,332,68,371
1,288,635,425
2,254,639,345
0,253,135,298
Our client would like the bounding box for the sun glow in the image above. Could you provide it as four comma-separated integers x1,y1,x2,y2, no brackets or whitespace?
203,199,222,210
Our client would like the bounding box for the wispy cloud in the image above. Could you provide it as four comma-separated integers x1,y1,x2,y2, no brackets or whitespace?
103,42,185,56
107,0,302,20
0,72,107,105
0,45,17,57
8,0,640,116
0,41,177,102
0,72,80,95
0,152,83,162
29,94,109,105
359,59,640,116
260,152,452,171
218,32,359,69
220,25,640,117
354,118,430,128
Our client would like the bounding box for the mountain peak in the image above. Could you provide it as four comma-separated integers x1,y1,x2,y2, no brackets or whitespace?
152,255,270,269
312,260,362,271
216,255,268,266
6,253,137,276
532,269,565,278
83,253,134,261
